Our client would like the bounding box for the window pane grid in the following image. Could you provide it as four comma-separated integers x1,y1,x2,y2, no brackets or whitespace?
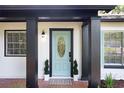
6,31,26,56
104,32,123,65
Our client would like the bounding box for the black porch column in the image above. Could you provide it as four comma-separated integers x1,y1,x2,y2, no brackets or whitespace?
88,17,100,88
81,22,89,80
26,17,38,88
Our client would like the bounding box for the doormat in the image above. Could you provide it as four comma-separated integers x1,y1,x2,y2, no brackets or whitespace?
49,79,73,85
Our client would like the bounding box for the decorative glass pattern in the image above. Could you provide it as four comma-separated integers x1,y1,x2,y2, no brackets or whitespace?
57,36,65,57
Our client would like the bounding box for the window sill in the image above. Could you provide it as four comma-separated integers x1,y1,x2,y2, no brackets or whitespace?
5,55,26,57
104,65,124,69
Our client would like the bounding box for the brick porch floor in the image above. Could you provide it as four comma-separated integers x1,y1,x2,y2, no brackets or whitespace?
0,79,88,88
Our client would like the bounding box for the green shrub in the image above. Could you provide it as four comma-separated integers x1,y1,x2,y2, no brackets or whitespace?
44,59,49,74
105,73,114,88
73,60,78,75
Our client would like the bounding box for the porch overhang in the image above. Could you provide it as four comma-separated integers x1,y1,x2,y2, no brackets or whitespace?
0,5,115,21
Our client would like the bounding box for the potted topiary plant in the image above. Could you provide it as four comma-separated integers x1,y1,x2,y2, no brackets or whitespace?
73,60,78,81
44,59,49,81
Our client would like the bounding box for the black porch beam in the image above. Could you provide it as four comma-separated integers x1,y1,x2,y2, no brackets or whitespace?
0,16,90,22
81,21,89,80
26,17,38,88
0,5,115,10
88,17,101,88
0,10,98,18
0,5,115,21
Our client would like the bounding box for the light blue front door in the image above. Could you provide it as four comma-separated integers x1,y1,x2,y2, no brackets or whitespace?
52,31,71,77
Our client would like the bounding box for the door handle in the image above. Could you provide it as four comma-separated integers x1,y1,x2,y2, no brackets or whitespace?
69,52,71,57
69,52,72,62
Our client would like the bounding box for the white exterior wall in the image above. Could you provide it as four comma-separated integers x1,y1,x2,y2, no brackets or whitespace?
38,22,82,79
0,22,82,79
1,22,124,80
0,22,26,78
101,22,124,80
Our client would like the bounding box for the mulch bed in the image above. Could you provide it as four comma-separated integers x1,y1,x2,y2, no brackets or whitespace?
101,80,124,88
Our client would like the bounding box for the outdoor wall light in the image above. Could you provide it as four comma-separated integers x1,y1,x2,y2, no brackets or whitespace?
41,30,46,38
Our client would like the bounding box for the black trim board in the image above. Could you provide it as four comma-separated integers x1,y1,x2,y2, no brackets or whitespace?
1,17,124,22
101,17,124,22
0,5,115,10
104,65,124,69
81,22,89,80
4,30,26,57
49,28,73,77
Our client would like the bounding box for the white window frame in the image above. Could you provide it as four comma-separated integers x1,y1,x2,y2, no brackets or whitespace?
101,30,124,68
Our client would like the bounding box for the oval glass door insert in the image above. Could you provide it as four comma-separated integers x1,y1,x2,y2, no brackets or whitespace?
57,36,65,57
